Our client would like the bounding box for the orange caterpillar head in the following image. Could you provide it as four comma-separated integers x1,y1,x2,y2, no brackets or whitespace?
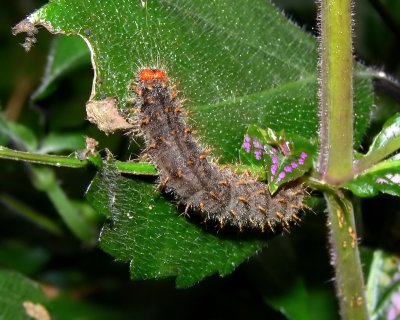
139,68,167,82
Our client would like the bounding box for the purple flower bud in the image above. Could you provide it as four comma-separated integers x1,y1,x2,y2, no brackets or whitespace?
242,141,251,153
277,171,286,182
253,139,263,149
284,165,292,172
281,142,290,156
254,150,263,160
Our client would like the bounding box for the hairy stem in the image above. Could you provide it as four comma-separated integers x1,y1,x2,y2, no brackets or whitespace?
318,0,369,318
325,192,369,319
318,0,354,183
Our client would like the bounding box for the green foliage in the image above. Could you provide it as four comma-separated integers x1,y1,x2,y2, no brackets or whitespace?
0,270,128,319
1,0,400,318
0,113,96,241
366,250,400,320
86,167,263,288
28,0,373,159
240,125,315,194
0,270,50,320
0,242,50,275
364,113,400,157
13,0,375,287
345,114,400,197
0,115,38,151
345,158,400,197
37,132,85,154
266,278,338,320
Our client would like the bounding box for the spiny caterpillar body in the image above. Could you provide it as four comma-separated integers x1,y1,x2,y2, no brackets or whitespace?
129,68,305,232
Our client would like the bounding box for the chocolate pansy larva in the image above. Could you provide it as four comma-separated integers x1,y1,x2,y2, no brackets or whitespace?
128,68,305,232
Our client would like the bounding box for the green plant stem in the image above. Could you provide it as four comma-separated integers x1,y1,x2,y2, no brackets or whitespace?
0,146,88,168
0,146,262,177
325,192,369,319
116,161,157,175
318,0,354,183
0,146,157,241
46,181,95,241
318,0,370,318
0,193,63,235
0,146,157,175
31,167,96,242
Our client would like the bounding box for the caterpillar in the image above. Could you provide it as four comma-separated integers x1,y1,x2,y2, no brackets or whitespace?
128,68,305,232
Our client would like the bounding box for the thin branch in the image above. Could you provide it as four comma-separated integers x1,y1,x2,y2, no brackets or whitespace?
0,146,157,175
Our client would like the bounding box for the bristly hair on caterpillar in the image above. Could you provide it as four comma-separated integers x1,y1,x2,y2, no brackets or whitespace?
125,68,306,233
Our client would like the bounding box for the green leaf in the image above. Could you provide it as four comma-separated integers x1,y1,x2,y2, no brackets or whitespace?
266,278,337,320
21,0,373,160
0,270,50,320
0,242,50,275
343,159,400,197
366,250,400,320
355,113,400,174
338,114,400,197
37,132,85,154
32,35,91,101
366,113,400,155
0,114,38,151
17,0,374,284
86,167,263,288
0,270,124,320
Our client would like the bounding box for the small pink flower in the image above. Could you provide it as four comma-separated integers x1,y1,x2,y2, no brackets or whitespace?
284,166,292,172
277,171,286,182
254,150,263,160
